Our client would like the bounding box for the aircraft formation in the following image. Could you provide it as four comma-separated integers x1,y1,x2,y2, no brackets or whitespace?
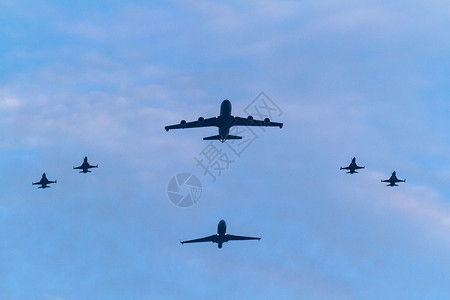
33,100,407,248
32,156,98,188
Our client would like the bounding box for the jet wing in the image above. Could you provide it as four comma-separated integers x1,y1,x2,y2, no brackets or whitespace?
165,117,219,131
73,166,82,169
180,235,217,244
381,179,390,182
231,116,283,128
340,166,350,170
224,234,261,242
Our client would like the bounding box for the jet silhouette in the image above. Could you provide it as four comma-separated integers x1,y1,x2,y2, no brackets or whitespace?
181,220,261,248
340,157,365,174
73,156,98,173
165,99,283,142
32,173,57,189
381,171,406,187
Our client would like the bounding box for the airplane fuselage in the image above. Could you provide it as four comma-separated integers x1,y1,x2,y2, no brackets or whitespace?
347,163,358,173
217,219,227,235
80,162,91,173
388,177,400,186
217,100,233,139
216,219,227,248
39,181,50,188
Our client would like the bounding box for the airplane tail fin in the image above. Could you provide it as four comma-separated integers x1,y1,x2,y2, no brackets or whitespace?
203,135,242,141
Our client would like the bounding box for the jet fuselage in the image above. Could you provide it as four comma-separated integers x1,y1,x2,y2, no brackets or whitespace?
216,219,227,248
217,100,233,139
217,219,227,235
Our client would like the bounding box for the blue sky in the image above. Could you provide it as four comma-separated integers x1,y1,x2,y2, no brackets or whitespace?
2,1,450,299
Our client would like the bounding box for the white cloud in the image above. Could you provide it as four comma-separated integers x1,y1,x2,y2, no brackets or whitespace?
0,97,21,110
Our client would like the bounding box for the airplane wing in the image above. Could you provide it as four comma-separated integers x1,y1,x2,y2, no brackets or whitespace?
165,117,219,131
73,166,82,169
180,235,217,244
32,182,40,185
224,234,261,242
340,166,350,170
356,166,365,169
231,116,283,128
381,179,390,182
233,116,283,128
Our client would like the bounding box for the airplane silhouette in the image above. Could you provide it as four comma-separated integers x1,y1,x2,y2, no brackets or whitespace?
32,173,57,189
181,220,261,248
381,171,406,187
165,99,283,142
73,156,98,173
340,157,365,174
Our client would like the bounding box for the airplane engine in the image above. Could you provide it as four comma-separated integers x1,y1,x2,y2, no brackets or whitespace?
247,115,254,121
264,118,270,126
198,117,204,125
180,120,187,128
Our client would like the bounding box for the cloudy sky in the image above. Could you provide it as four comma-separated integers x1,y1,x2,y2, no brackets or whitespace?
2,0,450,299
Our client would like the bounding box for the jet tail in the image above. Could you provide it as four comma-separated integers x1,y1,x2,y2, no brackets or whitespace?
203,135,242,141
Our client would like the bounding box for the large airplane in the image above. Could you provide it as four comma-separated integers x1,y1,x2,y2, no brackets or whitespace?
181,220,261,248
340,157,365,174
381,171,406,187
165,99,283,142
32,173,57,189
73,156,98,173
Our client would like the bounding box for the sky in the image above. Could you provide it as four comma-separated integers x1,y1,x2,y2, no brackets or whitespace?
2,0,450,299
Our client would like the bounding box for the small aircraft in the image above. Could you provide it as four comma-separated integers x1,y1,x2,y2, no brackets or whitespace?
165,99,283,142
181,220,261,248
32,173,57,189
381,171,406,187
73,156,98,173
340,157,365,174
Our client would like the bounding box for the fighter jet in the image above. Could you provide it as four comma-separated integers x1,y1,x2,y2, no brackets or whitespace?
165,99,283,142
181,220,261,248
340,157,365,174
32,173,57,189
381,171,406,187
73,156,98,173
